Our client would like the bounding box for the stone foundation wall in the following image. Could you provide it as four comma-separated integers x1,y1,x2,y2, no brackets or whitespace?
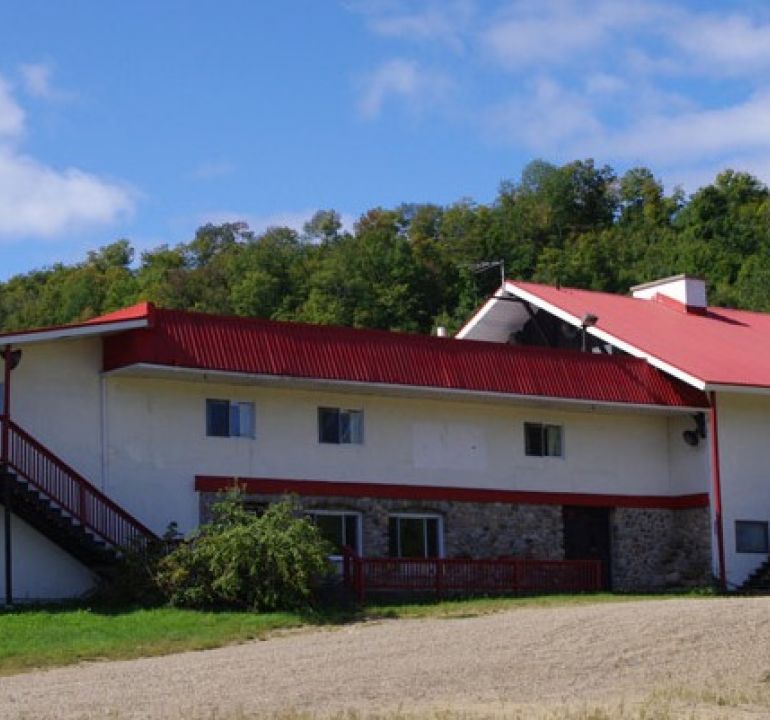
199,492,712,590
200,492,563,559
611,506,712,591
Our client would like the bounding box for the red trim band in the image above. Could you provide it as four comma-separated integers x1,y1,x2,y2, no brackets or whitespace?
194,476,709,510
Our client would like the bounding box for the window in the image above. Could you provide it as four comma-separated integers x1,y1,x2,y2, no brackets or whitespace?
206,399,255,438
388,514,442,558
736,520,769,553
318,407,363,444
307,511,361,556
524,422,562,457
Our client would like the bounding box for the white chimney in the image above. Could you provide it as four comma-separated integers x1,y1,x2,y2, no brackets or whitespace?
436,326,448,337
631,274,707,312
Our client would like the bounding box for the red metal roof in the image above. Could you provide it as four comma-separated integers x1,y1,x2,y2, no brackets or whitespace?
510,280,770,388
101,305,706,408
85,302,153,325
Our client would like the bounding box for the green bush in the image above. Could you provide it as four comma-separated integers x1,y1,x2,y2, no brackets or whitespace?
91,523,182,608
156,497,332,611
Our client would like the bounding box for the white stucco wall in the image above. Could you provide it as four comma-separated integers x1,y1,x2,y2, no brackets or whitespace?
713,392,770,588
10,337,104,485
102,374,708,535
0,507,96,602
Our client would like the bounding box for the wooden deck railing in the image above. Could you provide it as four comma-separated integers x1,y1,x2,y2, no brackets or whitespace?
342,548,602,602
4,419,157,549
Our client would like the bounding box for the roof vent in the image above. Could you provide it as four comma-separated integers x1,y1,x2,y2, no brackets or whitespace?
630,274,707,313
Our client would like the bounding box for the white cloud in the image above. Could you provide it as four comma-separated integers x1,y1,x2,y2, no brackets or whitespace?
357,58,451,119
601,89,770,165
0,76,25,139
19,63,55,99
480,0,662,71
358,0,474,52
584,73,626,96
485,77,602,154
0,71,134,240
669,12,770,77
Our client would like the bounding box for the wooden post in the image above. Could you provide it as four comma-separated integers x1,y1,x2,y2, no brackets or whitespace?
355,554,364,604
435,558,443,599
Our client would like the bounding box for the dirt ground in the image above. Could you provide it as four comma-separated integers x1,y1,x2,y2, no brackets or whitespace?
2,596,770,719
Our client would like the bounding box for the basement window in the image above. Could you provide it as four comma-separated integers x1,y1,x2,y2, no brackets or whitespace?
524,422,563,457
206,399,255,438
736,520,769,553
388,514,443,558
318,407,364,444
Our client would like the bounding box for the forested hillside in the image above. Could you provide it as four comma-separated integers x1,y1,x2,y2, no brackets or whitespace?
2,159,769,334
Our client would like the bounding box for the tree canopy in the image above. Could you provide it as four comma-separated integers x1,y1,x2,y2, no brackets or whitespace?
3,160,770,335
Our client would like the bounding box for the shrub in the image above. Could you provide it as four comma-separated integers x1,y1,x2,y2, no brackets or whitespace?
90,523,182,608
156,496,332,611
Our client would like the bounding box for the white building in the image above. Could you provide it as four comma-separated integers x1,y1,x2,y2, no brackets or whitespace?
1,274,764,601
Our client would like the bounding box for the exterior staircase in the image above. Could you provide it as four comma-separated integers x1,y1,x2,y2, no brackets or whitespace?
739,559,770,593
1,420,157,576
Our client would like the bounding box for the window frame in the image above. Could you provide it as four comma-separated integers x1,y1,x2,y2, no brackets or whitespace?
388,512,444,558
524,421,564,458
735,520,769,554
205,398,255,439
306,509,363,559
317,406,364,445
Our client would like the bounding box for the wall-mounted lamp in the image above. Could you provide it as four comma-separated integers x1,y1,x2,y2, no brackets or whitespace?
682,412,707,447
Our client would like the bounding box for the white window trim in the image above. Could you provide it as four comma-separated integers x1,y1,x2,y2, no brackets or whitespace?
388,512,444,558
307,509,363,558
524,421,565,459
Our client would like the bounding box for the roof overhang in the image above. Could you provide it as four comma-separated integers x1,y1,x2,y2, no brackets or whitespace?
103,362,706,415
0,318,149,346
460,282,708,391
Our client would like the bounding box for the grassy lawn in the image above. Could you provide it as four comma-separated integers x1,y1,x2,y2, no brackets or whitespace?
0,607,306,676
0,591,713,676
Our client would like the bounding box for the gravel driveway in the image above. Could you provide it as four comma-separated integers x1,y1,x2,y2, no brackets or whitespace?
3,596,770,719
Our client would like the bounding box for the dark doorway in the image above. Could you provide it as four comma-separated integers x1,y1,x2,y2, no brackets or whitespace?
563,506,612,590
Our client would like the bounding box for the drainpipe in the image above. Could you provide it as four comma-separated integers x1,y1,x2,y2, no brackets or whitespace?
2,345,10,464
2,345,12,606
709,391,727,591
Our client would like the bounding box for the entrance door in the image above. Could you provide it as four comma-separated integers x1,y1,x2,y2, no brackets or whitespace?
563,506,612,590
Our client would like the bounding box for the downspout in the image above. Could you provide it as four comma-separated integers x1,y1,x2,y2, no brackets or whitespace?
2,345,10,463
709,391,727,591
2,345,12,606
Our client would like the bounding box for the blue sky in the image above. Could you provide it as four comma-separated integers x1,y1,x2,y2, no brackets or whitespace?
2,0,770,278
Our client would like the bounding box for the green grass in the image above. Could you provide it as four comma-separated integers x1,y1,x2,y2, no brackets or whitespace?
0,590,716,677
0,606,307,676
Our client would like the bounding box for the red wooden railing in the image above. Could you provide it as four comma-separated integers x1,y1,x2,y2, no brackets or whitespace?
4,419,157,549
342,547,602,602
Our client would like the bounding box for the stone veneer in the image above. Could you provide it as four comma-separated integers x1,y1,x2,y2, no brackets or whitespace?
199,492,712,590
200,492,563,559
611,506,712,591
